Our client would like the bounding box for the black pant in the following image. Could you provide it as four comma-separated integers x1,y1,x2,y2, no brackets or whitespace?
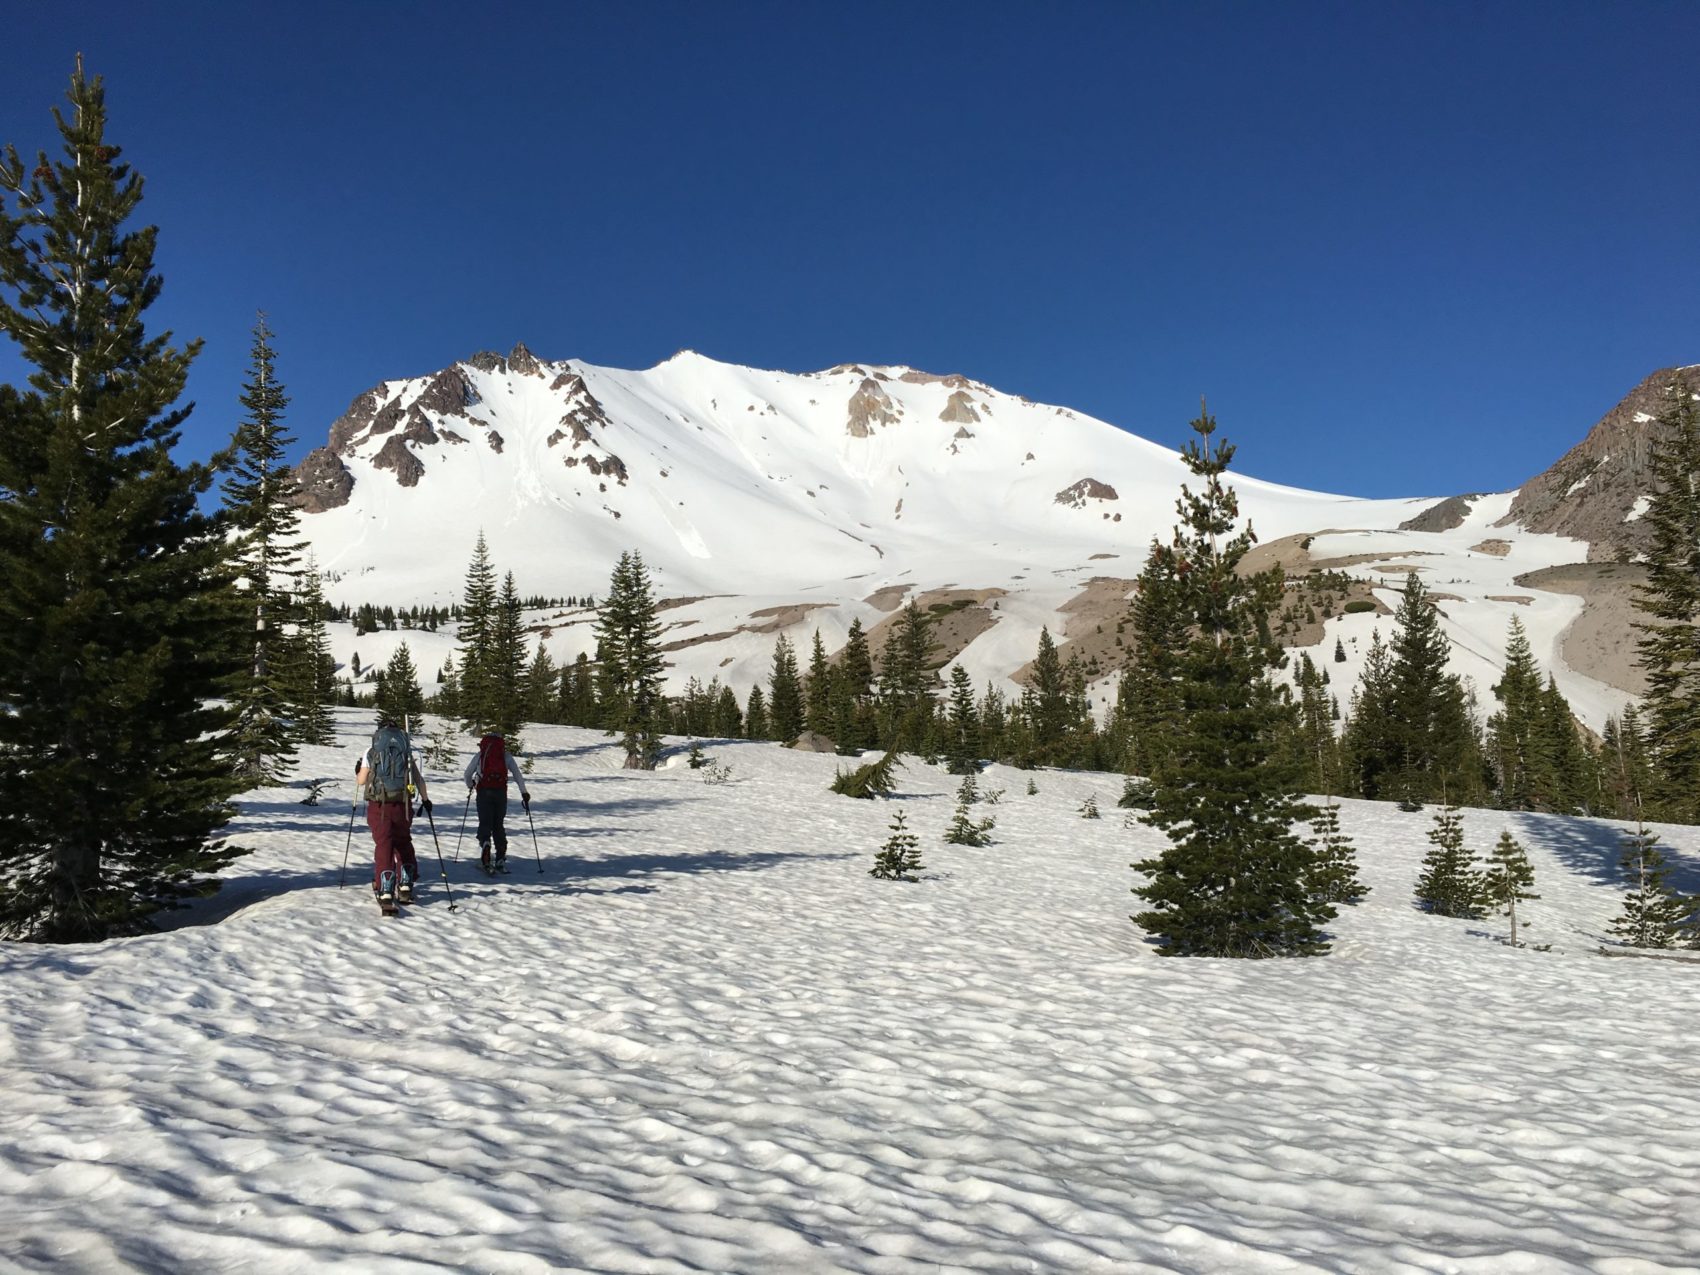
476,787,508,857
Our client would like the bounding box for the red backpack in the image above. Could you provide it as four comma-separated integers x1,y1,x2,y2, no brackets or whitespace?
476,734,507,790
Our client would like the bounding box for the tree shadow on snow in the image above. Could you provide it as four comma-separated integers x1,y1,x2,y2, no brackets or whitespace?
1506,810,1700,897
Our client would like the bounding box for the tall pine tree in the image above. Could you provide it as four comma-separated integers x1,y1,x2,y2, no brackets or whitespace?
1131,405,1334,957
1633,377,1700,823
0,63,246,939
455,532,499,734
221,313,303,782
595,551,665,767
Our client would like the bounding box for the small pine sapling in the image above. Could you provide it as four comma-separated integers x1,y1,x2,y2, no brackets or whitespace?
1307,799,1368,904
703,760,735,785
1026,777,1039,796
1482,830,1538,946
1414,804,1485,918
983,786,1005,805
870,810,924,881
944,789,996,846
831,751,904,799
299,777,331,807
1080,793,1101,819
423,719,459,769
956,771,980,805
1608,819,1694,949
687,742,708,769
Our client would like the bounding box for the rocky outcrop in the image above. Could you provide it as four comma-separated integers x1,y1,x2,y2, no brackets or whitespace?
372,435,425,487
1054,477,1119,509
1398,493,1482,533
413,365,480,416
899,370,975,389
846,377,900,437
465,350,507,373
939,390,981,424
1501,366,1700,561
487,431,504,455
508,341,543,377
328,384,389,454
292,447,354,512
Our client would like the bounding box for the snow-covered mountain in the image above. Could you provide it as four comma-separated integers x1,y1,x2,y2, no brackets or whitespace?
293,346,1656,728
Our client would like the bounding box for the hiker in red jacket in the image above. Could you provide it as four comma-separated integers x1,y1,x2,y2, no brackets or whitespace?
464,730,530,874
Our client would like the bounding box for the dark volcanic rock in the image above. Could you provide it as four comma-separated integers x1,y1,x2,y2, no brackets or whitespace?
465,350,506,373
413,366,480,416
328,385,388,454
1399,494,1483,533
292,447,354,512
487,431,505,455
1054,477,1119,509
1502,366,1700,561
508,342,543,377
372,435,425,487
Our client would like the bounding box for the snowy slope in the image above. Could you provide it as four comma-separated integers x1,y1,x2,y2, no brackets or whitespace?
299,348,1629,728
2,714,1697,1272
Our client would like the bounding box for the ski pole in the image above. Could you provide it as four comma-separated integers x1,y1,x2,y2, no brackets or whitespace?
453,788,472,863
339,799,358,888
423,804,460,912
525,799,544,874
341,754,367,889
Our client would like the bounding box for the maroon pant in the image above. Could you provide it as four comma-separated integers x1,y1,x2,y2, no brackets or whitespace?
368,800,419,890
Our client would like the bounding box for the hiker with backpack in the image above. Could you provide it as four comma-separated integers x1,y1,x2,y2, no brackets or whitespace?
356,713,433,912
464,730,529,875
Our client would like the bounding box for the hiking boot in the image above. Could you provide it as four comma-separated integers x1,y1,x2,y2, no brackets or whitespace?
480,846,492,874
396,882,415,904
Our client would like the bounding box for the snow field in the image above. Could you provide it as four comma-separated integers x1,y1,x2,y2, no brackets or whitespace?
2,713,1697,1272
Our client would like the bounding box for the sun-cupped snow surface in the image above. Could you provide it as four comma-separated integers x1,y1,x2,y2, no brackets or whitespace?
3,715,1698,1273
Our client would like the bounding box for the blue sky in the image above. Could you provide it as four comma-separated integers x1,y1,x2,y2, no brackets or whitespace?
5,1,1697,497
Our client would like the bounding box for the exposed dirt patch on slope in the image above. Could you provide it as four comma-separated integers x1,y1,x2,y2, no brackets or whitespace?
1514,563,1650,697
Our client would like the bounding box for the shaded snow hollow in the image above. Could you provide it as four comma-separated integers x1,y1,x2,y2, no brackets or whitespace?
2,714,1698,1272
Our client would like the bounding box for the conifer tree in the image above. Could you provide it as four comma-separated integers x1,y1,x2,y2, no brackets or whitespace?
595,551,665,767
1080,792,1100,819
944,663,980,774
487,571,528,744
1029,627,1070,755
0,63,246,939
1482,830,1538,946
523,644,558,726
455,533,499,733
744,684,769,741
376,643,425,724
831,750,903,799
1384,573,1479,804
767,633,804,743
1130,406,1333,957
1414,804,1485,918
944,773,994,845
221,313,303,781
1607,818,1694,949
713,682,743,738
870,809,924,881
879,602,937,747
1124,547,1190,776
434,653,462,720
804,629,833,737
1633,378,1700,823
1306,798,1367,904
281,556,335,746
1487,617,1547,811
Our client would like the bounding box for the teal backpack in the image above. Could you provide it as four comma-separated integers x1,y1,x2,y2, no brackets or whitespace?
367,725,413,802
